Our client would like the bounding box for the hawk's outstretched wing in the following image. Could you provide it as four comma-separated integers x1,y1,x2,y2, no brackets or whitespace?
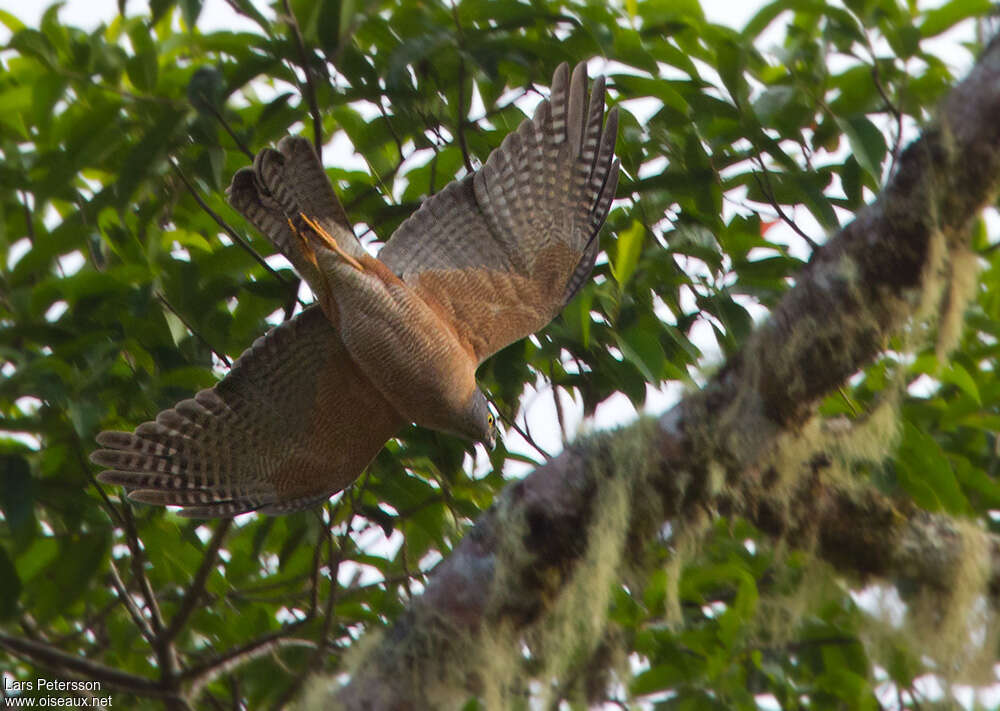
92,307,404,517
378,62,619,363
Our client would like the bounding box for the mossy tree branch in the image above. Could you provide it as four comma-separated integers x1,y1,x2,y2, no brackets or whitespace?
336,35,1000,709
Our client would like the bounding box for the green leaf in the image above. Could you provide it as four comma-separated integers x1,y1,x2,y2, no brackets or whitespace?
126,21,159,91
612,220,645,288
815,667,877,709
116,107,185,202
837,116,887,180
952,456,1000,509
0,547,21,620
187,66,225,114
180,0,203,28
33,531,109,621
632,662,692,695
743,0,815,39
895,421,969,514
561,286,594,349
0,454,34,534
0,85,33,138
940,362,981,404
617,313,672,384
638,0,704,26
919,0,993,38
697,292,752,350
126,49,159,91
150,0,173,24
0,8,26,34
9,29,58,67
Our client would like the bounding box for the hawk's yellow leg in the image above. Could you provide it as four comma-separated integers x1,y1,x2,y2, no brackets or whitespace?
286,217,321,271
299,213,365,272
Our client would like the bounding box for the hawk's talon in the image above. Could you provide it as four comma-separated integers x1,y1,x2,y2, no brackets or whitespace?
299,213,365,272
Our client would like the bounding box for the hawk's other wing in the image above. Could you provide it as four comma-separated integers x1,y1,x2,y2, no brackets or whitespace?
377,62,619,364
92,307,404,517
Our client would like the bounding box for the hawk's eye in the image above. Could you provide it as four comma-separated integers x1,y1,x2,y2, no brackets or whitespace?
487,412,495,428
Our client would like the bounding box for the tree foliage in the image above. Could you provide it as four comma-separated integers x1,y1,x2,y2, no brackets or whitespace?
1,0,999,708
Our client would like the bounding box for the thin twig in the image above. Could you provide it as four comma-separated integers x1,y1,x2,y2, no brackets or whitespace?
343,159,404,214
750,159,820,251
450,3,494,174
321,9,363,72
72,425,127,530
377,99,406,163
156,293,233,368
202,102,255,160
516,411,553,461
20,191,35,243
18,613,45,642
182,624,315,699
282,0,324,157
108,562,156,642
428,144,439,193
454,57,475,173
168,159,297,290
164,520,233,640
551,382,568,446
307,520,325,619
118,502,179,681
270,508,348,709
493,399,552,461
60,67,185,107
870,61,904,178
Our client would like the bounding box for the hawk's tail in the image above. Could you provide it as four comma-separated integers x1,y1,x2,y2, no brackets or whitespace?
227,136,365,297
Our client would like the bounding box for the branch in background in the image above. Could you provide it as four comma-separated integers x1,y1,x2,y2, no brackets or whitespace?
181,624,315,700
337,35,1000,707
0,632,177,698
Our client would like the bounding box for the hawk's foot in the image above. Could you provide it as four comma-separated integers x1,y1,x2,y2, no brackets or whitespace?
299,213,364,272
286,217,321,270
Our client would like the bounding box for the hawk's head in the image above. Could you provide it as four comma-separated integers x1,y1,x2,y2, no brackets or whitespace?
462,389,497,451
